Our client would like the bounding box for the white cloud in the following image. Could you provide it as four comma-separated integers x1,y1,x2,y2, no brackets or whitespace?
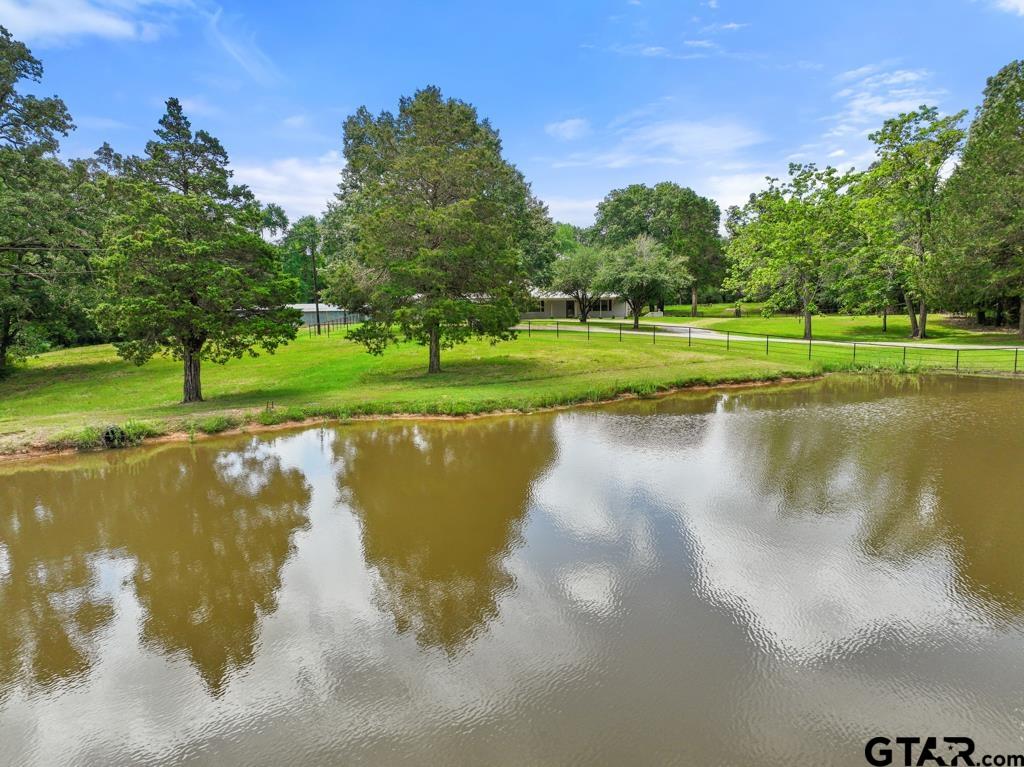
233,150,343,220
554,118,764,169
0,0,182,44
703,172,770,212
75,115,132,131
204,7,282,86
544,118,590,141
282,114,309,129
608,42,707,60
830,69,940,125
684,39,715,48
177,95,222,117
993,0,1024,14
541,196,602,226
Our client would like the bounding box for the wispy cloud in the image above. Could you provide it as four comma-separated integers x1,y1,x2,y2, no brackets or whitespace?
992,0,1024,14
75,115,133,131
828,64,942,134
177,95,222,117
282,114,309,129
233,150,343,220
545,118,591,141
608,42,707,61
0,0,183,45
553,117,764,169
204,7,282,86
540,195,603,226
701,21,748,33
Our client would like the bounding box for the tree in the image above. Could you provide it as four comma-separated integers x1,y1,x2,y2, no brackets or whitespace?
726,164,857,340
866,106,966,338
593,182,720,314
0,26,82,371
261,203,289,239
0,26,72,152
326,86,546,374
943,61,1024,335
94,100,299,402
597,235,684,329
278,215,323,302
548,245,606,322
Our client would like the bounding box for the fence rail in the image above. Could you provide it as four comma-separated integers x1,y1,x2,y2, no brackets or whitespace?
519,319,1024,376
304,313,367,337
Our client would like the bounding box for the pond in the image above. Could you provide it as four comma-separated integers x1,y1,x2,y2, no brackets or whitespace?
1,375,1023,765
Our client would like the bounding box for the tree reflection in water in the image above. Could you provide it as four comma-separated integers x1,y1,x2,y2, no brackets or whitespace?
0,439,311,699
336,417,556,655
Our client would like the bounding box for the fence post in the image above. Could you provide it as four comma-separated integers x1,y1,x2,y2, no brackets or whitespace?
956,349,960,372
528,320,531,337
556,321,559,338
587,322,590,341
765,334,769,355
808,337,812,360
853,342,857,364
1015,347,1019,374
726,331,730,351
903,346,907,366
653,324,656,344
619,324,622,342
688,326,692,347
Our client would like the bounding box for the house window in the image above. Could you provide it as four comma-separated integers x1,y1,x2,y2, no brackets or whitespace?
593,299,612,312
539,300,545,312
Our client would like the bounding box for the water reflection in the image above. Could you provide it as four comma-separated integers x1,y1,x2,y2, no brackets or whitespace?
336,418,556,654
0,441,311,698
2,375,1024,766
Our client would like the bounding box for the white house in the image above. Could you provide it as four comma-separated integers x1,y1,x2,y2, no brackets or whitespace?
288,303,366,326
520,289,631,320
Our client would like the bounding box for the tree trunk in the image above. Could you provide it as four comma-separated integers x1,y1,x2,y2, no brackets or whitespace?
0,313,11,370
631,303,640,330
1019,296,1024,337
428,324,441,374
882,307,888,333
690,285,698,317
803,308,812,341
182,345,203,403
579,295,589,322
904,291,920,338
918,299,928,340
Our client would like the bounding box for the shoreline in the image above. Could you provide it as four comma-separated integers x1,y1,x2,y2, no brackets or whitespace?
0,373,825,464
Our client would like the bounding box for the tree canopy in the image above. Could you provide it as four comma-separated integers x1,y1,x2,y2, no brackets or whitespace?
594,182,721,314
94,100,299,402
598,235,685,329
726,164,857,339
325,86,549,373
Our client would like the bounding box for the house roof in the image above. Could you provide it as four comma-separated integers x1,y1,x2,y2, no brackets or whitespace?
529,288,620,300
288,303,345,313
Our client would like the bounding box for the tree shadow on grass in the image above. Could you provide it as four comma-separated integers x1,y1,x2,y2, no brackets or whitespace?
366,355,550,388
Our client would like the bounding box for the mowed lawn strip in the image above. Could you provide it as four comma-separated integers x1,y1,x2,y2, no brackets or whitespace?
0,330,820,453
641,312,1023,345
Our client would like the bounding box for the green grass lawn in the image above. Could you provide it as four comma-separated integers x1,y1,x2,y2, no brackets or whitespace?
631,312,1022,345
0,329,824,454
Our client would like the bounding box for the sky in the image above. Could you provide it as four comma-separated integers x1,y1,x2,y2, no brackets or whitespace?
4,0,1024,226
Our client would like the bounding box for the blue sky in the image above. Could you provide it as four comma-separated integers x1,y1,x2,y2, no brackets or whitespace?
5,0,1024,225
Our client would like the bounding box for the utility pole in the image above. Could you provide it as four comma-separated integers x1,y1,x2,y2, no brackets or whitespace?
309,245,322,336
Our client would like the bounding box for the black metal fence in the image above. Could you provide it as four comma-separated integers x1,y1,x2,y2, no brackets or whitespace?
305,313,367,337
520,319,1024,375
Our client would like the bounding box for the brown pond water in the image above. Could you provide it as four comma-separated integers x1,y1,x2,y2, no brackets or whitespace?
1,375,1024,766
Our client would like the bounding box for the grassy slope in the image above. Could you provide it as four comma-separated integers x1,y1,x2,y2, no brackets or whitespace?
0,330,822,453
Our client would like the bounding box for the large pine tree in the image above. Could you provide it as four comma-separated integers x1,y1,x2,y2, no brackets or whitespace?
95,99,299,403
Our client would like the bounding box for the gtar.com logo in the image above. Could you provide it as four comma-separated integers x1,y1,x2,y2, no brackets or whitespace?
865,737,1024,767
